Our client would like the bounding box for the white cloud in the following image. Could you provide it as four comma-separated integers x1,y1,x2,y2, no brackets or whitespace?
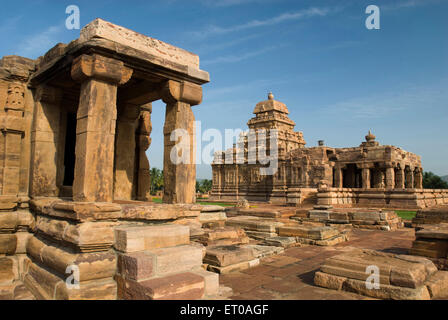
202,46,278,65
16,24,65,59
323,81,448,119
382,0,443,11
190,7,331,38
199,0,274,7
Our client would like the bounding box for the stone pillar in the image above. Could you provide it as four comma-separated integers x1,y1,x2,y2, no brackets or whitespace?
361,168,371,189
385,164,395,189
333,166,343,188
137,104,152,201
405,167,414,189
1,82,27,196
395,166,405,189
113,103,140,200
71,54,132,202
30,86,62,197
162,80,202,204
414,168,423,189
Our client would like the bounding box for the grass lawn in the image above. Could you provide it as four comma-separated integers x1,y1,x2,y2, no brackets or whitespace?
395,210,417,221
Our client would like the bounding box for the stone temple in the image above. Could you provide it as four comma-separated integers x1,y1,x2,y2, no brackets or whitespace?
211,93,448,208
0,18,233,300
1,18,448,301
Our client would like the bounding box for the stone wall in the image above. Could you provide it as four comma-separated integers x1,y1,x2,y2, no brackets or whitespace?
317,187,448,209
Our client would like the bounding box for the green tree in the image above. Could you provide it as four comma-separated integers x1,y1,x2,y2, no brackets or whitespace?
423,171,448,189
196,179,212,194
150,168,164,195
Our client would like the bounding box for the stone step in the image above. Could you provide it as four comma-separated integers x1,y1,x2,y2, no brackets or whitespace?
204,245,255,267
117,272,205,300
118,244,204,280
226,216,283,233
207,259,260,274
115,224,190,253
278,225,339,240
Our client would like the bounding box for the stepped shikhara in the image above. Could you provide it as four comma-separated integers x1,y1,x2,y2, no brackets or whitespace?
211,94,448,208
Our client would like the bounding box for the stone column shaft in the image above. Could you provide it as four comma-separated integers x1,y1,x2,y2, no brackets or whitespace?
334,167,343,188
361,168,370,189
385,167,395,189
30,86,61,197
396,168,405,189
113,103,140,200
137,105,152,201
162,80,202,204
415,169,423,189
71,54,132,202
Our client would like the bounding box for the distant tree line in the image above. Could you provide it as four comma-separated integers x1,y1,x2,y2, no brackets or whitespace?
149,168,213,195
196,179,212,194
423,172,448,189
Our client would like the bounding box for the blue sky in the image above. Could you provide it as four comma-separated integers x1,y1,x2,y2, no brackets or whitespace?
1,0,447,179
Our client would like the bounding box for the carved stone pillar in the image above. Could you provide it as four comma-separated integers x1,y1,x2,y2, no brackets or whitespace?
385,164,395,189
361,168,371,189
333,166,343,188
395,166,405,189
71,54,132,202
1,83,26,195
30,85,62,197
137,104,152,201
162,80,202,204
414,168,423,189
373,169,385,188
113,103,140,200
405,167,414,189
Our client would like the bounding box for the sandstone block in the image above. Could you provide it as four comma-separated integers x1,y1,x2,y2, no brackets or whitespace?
205,245,255,267
343,278,430,300
0,257,17,284
278,225,339,240
226,216,283,233
0,211,18,232
263,236,297,248
309,210,330,220
28,236,116,282
118,272,205,300
314,271,346,290
207,259,260,274
425,271,448,299
148,245,203,276
191,269,219,296
118,252,154,281
55,278,117,300
115,224,189,253
63,221,117,252
0,234,17,255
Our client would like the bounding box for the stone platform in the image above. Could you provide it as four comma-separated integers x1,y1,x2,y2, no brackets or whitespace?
115,224,231,299
294,206,403,231
226,216,284,240
410,223,448,270
412,206,448,227
278,224,350,246
314,249,448,300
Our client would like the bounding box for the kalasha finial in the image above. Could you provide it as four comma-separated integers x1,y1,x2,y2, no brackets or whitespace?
365,130,376,142
268,92,274,100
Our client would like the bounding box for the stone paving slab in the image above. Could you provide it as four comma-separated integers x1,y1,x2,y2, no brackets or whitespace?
220,228,426,300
